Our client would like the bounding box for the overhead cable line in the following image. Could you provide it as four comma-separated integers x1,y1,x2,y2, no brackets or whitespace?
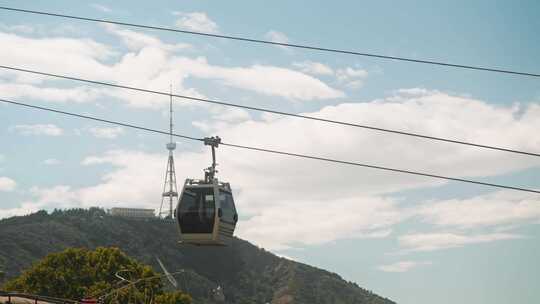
0,98,202,142
1,98,539,194
2,64,539,158
0,6,538,78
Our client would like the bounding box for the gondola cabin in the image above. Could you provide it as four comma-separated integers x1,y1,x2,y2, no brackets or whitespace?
176,178,238,246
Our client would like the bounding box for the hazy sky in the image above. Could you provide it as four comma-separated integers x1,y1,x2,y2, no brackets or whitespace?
1,1,539,303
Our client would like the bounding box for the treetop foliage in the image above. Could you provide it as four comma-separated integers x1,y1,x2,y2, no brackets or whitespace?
3,247,190,304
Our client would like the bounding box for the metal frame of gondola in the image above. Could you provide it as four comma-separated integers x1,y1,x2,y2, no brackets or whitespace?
176,136,236,246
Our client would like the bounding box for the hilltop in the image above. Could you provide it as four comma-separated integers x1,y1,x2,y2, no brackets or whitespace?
0,208,394,304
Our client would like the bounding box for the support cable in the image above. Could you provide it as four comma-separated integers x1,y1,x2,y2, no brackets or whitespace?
1,65,539,158
0,6,538,77
0,97,202,142
1,97,538,194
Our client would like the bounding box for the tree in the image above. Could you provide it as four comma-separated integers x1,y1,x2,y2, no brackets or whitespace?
3,247,190,304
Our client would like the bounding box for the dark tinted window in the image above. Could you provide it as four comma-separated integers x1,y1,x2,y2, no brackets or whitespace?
178,187,215,233
219,190,237,223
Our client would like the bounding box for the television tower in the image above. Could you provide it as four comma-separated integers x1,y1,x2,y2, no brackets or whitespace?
159,85,178,219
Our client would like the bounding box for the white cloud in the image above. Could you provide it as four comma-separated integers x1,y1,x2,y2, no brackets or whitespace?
396,88,432,96
289,63,370,89
103,24,191,52
265,30,289,44
173,12,219,34
264,30,291,52
2,186,78,218
194,107,252,132
0,30,114,103
0,26,343,107
0,206,35,219
0,177,16,192
391,190,540,253
30,186,77,206
10,124,64,136
417,191,540,229
100,48,207,109
43,159,61,165
338,67,368,78
238,197,400,250
79,150,168,207
292,61,334,76
0,23,35,34
0,82,104,103
90,3,112,13
398,232,524,252
0,23,81,37
0,31,115,67
2,153,162,217
378,261,432,273
336,67,368,89
174,57,345,100
214,107,251,123
0,27,193,108
88,126,125,139
218,64,343,100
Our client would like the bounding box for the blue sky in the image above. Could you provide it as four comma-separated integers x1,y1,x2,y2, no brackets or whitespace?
0,1,539,303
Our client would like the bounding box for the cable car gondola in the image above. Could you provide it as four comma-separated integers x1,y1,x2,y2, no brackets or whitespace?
176,136,238,246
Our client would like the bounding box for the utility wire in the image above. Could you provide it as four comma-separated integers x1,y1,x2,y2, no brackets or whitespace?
0,98,202,142
1,98,539,194
220,142,540,194
2,65,539,158
0,6,538,78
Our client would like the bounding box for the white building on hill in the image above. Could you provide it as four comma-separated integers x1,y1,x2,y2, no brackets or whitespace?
108,207,156,218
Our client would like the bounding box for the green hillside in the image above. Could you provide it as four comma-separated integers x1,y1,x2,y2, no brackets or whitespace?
0,208,394,304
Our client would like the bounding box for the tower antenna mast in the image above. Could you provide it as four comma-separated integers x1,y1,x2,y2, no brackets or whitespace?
159,85,178,219
169,85,173,144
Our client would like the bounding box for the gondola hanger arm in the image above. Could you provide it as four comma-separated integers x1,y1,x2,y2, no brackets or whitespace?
203,136,221,147
204,136,221,182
